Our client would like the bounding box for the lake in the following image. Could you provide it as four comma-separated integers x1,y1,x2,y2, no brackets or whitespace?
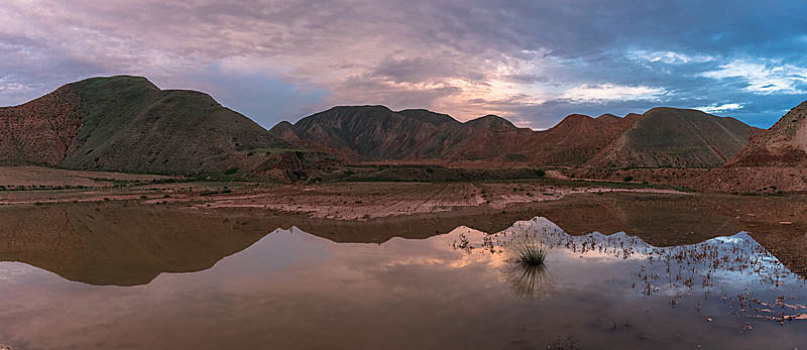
0,196,805,349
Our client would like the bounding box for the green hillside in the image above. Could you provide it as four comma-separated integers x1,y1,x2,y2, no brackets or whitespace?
1,76,324,179
587,108,761,168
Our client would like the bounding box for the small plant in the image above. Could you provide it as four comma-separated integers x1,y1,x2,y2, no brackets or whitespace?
504,232,553,299
547,336,581,350
515,243,546,267
452,232,471,251
623,175,634,182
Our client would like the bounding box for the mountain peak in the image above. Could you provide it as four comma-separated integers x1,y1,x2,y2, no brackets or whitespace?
70,75,159,91
644,107,711,117
728,99,807,167
565,113,593,119
0,75,315,179
596,113,620,122
397,109,459,126
322,105,393,114
465,114,516,129
588,107,759,168
559,114,594,124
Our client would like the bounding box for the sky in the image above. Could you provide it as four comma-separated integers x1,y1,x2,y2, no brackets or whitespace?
1,0,806,130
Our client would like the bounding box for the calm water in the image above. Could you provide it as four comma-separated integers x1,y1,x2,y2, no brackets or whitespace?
0,214,805,349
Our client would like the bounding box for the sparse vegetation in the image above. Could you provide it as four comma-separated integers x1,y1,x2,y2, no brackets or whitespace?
547,336,581,350
200,188,232,196
251,147,310,155
333,165,570,183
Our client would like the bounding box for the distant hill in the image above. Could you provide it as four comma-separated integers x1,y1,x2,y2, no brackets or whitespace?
0,76,325,179
270,105,459,160
270,106,637,165
1,76,767,179
531,113,639,166
727,100,807,167
586,107,761,168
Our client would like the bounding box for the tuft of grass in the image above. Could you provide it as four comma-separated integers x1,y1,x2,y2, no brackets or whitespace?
515,243,546,267
505,235,553,299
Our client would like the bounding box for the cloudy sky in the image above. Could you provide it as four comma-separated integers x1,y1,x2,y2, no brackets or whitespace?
1,0,806,129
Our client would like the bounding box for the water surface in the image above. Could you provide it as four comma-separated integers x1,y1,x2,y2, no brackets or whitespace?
0,209,805,349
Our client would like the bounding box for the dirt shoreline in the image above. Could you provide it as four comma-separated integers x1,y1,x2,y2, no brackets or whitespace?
0,176,686,220
193,185,684,220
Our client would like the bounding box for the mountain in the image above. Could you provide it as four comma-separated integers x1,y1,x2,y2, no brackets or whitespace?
586,107,761,168
419,114,535,161
269,105,460,160
530,113,639,166
270,106,636,165
1,76,766,178
727,100,807,167
0,76,324,179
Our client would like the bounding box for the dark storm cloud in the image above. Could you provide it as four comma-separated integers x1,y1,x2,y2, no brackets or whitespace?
1,0,806,128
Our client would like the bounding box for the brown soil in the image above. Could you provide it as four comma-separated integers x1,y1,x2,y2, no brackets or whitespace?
569,166,807,193
189,182,679,220
0,165,179,188
5,180,679,220
729,100,807,167
0,165,687,221
0,86,82,165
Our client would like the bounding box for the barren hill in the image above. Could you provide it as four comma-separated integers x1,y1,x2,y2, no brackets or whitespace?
269,105,459,160
270,107,636,165
0,76,324,179
727,100,807,167
586,108,761,168
531,113,639,166
2,76,768,179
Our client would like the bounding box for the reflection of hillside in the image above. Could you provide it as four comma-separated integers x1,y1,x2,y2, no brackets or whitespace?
537,195,739,245
1,193,805,285
0,202,537,286
537,194,807,279
707,196,807,279
0,204,271,286
0,203,528,286
471,219,806,320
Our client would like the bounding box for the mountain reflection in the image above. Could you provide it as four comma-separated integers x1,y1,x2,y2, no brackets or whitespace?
0,193,806,288
0,200,806,349
451,217,806,321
